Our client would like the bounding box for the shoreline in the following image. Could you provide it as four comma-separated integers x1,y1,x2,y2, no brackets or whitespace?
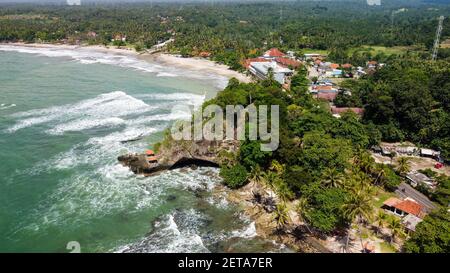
0,42,252,84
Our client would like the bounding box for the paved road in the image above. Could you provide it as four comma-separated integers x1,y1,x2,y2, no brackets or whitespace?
395,182,436,212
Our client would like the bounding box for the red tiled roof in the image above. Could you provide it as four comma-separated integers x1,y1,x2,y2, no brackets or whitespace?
394,200,424,218
275,57,301,68
330,63,340,69
331,106,364,116
383,197,401,207
242,57,270,68
199,51,211,57
341,63,353,69
315,92,337,101
146,150,155,156
147,156,158,162
315,85,334,91
368,61,378,65
264,48,285,58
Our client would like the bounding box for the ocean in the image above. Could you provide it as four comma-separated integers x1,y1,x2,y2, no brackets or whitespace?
0,45,285,253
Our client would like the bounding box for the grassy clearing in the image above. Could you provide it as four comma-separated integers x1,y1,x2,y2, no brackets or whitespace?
302,48,329,55
379,241,397,253
373,190,396,208
348,45,418,56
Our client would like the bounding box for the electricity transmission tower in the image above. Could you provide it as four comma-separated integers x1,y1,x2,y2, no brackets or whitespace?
432,16,445,61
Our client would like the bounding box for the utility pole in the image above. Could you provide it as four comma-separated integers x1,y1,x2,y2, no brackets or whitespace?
432,16,445,61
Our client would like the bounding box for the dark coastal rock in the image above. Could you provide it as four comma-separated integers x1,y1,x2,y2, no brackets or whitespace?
118,138,237,176
118,154,220,176
117,153,170,176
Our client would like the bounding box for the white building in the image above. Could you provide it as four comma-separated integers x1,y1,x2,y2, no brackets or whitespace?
249,61,293,84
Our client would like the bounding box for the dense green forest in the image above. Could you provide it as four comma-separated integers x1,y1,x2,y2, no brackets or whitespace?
1,1,450,69
336,58,450,161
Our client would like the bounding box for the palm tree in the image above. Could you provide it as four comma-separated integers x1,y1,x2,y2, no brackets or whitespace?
342,189,374,252
374,210,388,236
274,202,290,233
262,171,277,190
249,165,264,187
354,150,375,174
296,197,312,233
274,179,294,202
396,157,411,176
269,160,285,175
322,168,345,188
388,216,405,244
373,165,386,186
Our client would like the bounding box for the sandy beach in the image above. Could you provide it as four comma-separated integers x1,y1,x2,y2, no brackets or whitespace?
1,42,252,84
139,53,252,83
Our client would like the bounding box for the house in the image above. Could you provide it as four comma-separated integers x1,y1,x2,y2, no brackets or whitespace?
249,61,293,84
420,148,440,160
263,48,285,59
304,53,323,60
112,34,127,42
274,57,301,69
406,172,436,189
383,197,425,218
87,31,97,38
242,57,270,69
367,60,378,69
147,156,158,164
341,63,353,69
402,214,423,233
286,51,295,58
145,150,158,164
331,106,364,117
199,51,212,58
325,69,342,78
330,63,340,70
313,85,338,93
396,146,417,155
356,66,367,76
314,92,337,101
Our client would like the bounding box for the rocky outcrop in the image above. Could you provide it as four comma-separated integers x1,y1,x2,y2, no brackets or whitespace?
117,153,170,176
118,138,237,176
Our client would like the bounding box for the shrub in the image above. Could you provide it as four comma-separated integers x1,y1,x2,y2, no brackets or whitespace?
220,164,248,189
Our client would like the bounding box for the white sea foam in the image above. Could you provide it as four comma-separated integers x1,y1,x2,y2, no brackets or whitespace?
156,72,178,77
116,209,210,253
0,103,16,110
6,91,152,133
137,92,205,107
47,117,125,135
0,45,228,88
231,222,258,239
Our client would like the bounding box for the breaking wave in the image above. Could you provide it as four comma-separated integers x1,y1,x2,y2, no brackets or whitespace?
6,91,151,133
116,210,210,253
0,44,228,88
0,103,16,110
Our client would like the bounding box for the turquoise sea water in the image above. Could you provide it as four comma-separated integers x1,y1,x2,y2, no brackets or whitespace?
0,45,285,253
